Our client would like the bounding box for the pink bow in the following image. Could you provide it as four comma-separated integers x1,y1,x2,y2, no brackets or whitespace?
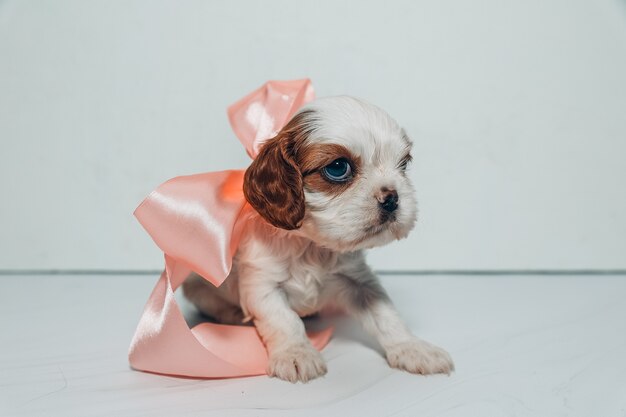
129,79,332,378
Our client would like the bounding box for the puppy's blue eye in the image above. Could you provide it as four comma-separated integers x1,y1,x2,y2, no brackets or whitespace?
322,158,352,182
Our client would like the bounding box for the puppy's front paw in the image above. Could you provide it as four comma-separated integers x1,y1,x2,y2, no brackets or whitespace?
386,339,454,375
267,343,327,383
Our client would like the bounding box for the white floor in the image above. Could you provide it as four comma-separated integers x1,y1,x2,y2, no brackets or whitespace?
1,274,624,417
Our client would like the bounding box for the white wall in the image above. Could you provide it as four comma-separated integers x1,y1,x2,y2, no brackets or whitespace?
1,0,625,271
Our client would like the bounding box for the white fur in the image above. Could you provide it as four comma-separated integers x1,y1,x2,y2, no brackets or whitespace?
182,96,454,382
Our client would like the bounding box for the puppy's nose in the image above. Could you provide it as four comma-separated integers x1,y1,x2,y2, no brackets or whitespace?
377,188,399,213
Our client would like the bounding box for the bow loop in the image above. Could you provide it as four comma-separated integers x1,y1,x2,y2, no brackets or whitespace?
227,78,315,159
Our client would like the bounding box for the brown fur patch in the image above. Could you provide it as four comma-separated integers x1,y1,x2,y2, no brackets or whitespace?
243,111,315,230
244,110,362,226
298,144,361,196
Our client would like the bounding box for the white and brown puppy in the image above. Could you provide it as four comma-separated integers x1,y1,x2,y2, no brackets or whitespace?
183,96,454,382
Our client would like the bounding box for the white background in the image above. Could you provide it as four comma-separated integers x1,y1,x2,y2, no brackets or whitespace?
1,0,625,271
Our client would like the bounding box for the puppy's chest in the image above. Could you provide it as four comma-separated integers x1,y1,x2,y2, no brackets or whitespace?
281,247,339,316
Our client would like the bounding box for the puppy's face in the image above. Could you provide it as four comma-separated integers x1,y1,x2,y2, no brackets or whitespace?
244,96,417,252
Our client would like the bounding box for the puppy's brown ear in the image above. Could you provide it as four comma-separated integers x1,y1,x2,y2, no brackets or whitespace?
243,128,305,230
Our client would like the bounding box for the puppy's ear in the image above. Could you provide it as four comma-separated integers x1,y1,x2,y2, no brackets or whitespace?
243,125,306,230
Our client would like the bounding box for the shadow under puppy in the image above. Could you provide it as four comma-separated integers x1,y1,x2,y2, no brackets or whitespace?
183,96,454,382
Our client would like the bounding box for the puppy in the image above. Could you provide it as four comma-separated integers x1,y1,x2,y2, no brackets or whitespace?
183,96,454,382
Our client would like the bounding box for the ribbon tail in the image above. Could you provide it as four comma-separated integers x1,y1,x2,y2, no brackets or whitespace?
129,255,333,378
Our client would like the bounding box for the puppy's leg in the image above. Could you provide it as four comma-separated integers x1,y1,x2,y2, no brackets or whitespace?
335,266,454,375
239,269,327,383
182,273,244,325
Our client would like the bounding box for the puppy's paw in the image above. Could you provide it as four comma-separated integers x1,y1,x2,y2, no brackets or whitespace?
386,339,454,375
267,343,327,383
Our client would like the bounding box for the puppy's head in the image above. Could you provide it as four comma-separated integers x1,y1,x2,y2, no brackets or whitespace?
243,96,417,252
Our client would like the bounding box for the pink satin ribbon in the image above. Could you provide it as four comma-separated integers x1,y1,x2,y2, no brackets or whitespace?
129,79,333,378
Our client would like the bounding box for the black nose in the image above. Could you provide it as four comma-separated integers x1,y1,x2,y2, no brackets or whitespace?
379,189,399,213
